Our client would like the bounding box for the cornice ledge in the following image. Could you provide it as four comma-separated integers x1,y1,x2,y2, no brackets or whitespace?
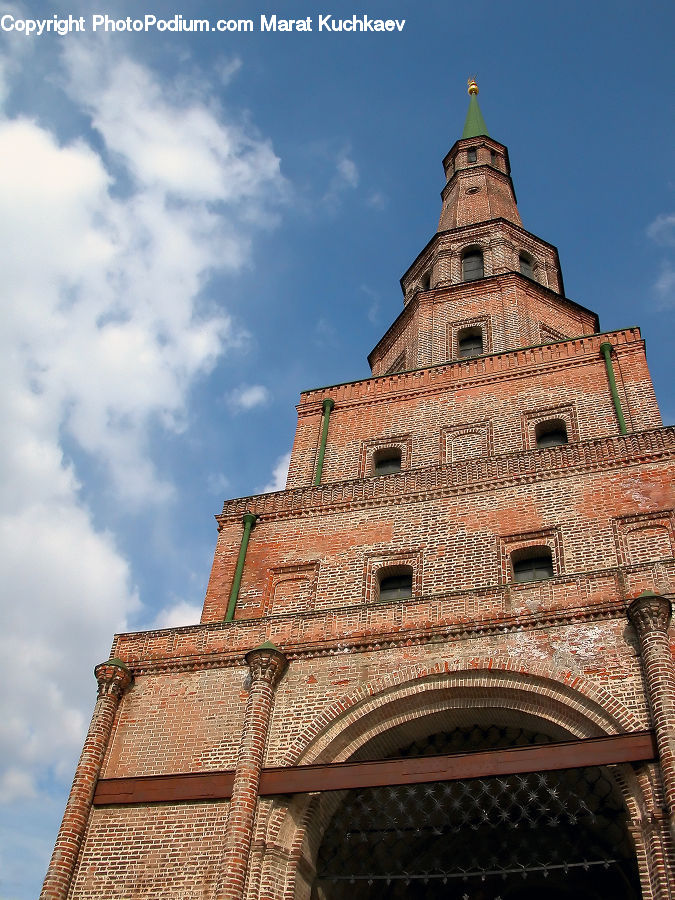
218,428,675,525
304,327,644,407
114,599,632,675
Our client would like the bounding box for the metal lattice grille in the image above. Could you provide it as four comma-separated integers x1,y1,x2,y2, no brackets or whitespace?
313,727,640,900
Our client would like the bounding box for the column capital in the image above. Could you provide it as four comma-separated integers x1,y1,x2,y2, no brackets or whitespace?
94,658,133,700
628,592,672,636
245,643,288,688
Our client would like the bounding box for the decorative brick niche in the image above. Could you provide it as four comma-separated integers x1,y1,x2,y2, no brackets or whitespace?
359,434,412,478
363,549,424,604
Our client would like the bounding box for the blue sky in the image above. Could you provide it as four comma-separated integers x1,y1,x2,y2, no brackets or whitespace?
0,1,673,896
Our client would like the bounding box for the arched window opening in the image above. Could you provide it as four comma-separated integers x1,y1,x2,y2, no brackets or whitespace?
420,271,431,291
312,724,640,899
536,419,568,448
461,249,484,282
457,326,483,358
467,147,477,163
520,252,535,279
372,448,402,476
512,546,554,583
378,567,413,602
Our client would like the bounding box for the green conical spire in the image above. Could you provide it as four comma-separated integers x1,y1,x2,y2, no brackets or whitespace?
461,79,489,139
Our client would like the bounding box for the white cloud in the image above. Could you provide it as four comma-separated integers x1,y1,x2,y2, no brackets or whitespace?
366,190,387,210
0,41,285,813
153,600,202,629
647,213,675,306
360,284,380,323
647,212,675,247
226,383,271,411
337,152,359,188
262,451,291,493
654,262,675,307
321,146,359,208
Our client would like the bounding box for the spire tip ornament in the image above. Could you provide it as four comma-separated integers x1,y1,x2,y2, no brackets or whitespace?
467,77,479,96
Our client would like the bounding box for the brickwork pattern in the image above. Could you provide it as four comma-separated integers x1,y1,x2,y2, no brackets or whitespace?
67,802,230,898
629,596,675,842
215,647,287,900
400,222,564,304
291,330,659,488
204,457,673,623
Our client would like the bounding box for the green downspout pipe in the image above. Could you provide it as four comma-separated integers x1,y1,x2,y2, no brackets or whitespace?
225,512,258,622
600,342,628,435
313,398,335,486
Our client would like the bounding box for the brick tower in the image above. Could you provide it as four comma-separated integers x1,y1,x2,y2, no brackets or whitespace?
43,82,675,900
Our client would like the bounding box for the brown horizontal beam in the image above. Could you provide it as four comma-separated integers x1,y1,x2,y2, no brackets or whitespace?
94,730,656,806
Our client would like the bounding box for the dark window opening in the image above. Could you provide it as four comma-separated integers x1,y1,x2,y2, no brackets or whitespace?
378,569,413,602
314,725,640,900
520,253,534,279
490,149,498,166
420,271,431,291
512,548,554,583
536,419,568,449
373,448,402,476
457,327,484,358
461,249,484,282
467,147,477,163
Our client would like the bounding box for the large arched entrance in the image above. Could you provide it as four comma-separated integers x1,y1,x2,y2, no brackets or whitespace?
310,724,641,899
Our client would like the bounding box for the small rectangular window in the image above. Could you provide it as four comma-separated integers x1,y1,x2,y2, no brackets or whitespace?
457,328,483,358
490,150,497,166
373,448,402,476
512,551,554,583
467,148,477,163
379,572,413,601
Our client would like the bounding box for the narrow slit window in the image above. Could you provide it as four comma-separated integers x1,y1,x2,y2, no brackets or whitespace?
519,253,534,279
535,420,568,449
467,147,477,163
490,149,498,167
379,569,413,601
373,448,402,476
512,549,554,583
457,327,484,358
462,250,484,282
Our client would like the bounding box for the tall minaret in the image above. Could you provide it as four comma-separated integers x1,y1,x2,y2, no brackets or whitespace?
368,79,595,375
438,78,523,231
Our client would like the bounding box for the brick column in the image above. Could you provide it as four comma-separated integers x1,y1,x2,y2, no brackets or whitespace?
40,658,132,900
217,643,288,900
628,593,675,841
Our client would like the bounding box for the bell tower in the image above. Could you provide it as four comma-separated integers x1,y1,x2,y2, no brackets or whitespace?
43,84,675,900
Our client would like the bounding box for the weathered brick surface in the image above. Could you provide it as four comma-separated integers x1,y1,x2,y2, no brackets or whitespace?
101,669,247,778
67,802,230,898
289,331,660,487
439,136,523,230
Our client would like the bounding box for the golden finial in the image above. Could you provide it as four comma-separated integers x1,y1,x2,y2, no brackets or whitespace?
467,77,479,96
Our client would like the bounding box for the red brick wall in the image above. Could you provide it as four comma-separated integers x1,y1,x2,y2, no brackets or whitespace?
288,330,660,489
203,455,673,623
67,802,230,898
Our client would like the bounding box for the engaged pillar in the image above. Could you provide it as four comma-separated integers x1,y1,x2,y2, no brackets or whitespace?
40,658,133,900
628,592,675,841
217,642,288,900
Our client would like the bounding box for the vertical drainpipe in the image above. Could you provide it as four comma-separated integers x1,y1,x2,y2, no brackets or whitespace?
600,341,628,435
313,397,335,486
225,512,258,622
